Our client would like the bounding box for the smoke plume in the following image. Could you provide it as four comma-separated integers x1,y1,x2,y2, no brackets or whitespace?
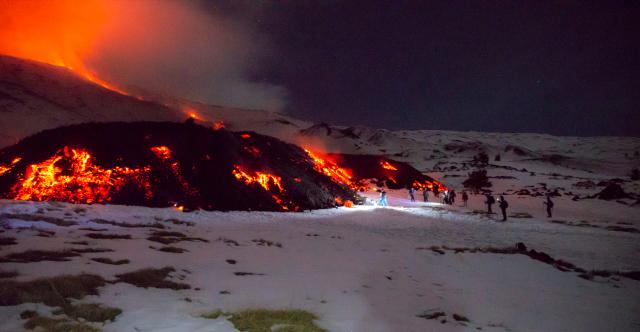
0,0,287,112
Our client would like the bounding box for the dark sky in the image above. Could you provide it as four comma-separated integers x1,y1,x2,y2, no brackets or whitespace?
208,2,639,137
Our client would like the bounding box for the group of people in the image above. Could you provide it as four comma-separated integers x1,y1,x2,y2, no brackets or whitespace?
380,186,555,222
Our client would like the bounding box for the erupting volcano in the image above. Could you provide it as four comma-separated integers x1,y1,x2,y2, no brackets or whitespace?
0,121,363,212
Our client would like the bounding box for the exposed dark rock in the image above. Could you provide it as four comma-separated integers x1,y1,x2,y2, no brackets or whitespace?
590,184,634,201
0,121,362,212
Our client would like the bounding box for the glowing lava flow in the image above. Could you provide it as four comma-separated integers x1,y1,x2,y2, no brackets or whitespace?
303,149,368,192
381,161,397,170
9,147,151,204
233,167,283,192
232,166,288,209
151,146,171,160
412,180,448,192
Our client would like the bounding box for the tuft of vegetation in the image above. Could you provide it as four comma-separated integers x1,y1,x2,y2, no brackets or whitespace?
0,236,18,246
0,213,78,226
509,212,533,218
0,274,106,307
251,238,282,248
53,303,122,322
85,233,132,240
453,313,470,322
462,169,492,191
0,270,19,279
71,248,114,253
219,290,231,294
158,246,188,253
22,310,104,332
150,231,186,237
0,249,80,263
90,218,164,229
68,241,89,245
204,309,329,332
234,272,266,276
417,311,446,320
146,236,180,245
226,259,237,264
90,258,130,265
78,228,108,231
164,218,195,226
114,267,190,290
217,237,240,246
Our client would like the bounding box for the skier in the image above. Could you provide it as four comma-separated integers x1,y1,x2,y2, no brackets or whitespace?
423,188,429,202
485,193,495,214
543,194,554,217
498,195,508,221
380,189,388,206
461,190,468,207
409,187,415,202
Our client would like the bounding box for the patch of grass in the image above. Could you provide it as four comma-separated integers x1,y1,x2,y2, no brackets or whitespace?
78,228,108,231
203,309,230,319
0,213,78,226
37,229,56,237
0,249,80,263
164,218,195,226
23,311,104,332
53,303,122,322
604,226,640,234
71,248,114,253
68,241,89,245
0,270,19,279
115,267,190,290
146,235,180,244
551,220,567,224
72,207,87,214
85,233,132,240
0,274,106,307
217,237,240,246
219,290,231,294
90,219,164,229
251,238,282,248
509,212,533,218
417,311,446,320
159,246,188,253
554,259,576,270
466,210,490,216
90,258,130,265
234,272,266,276
617,271,640,281
150,231,186,237
213,309,328,332
0,236,18,246
453,313,470,322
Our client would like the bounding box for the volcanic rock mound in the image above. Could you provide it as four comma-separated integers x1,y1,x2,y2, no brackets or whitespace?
0,121,362,211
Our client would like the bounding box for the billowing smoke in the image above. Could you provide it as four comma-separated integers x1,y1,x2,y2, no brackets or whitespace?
0,0,287,112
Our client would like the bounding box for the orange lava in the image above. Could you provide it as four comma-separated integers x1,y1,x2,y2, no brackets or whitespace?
0,165,11,176
381,161,397,170
233,167,283,192
241,134,251,138
304,149,366,191
151,146,171,160
8,147,151,204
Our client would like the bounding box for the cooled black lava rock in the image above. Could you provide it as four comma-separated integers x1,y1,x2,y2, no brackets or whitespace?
0,121,362,211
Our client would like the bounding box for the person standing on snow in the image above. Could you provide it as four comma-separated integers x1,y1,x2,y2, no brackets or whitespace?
461,190,468,207
433,186,439,199
380,189,388,206
498,195,508,221
485,193,495,214
423,188,429,202
450,190,456,204
409,187,415,202
543,194,554,217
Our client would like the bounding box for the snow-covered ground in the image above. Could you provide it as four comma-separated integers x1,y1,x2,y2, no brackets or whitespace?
1,188,638,332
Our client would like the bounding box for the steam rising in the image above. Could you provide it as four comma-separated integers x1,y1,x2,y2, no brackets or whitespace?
0,0,287,112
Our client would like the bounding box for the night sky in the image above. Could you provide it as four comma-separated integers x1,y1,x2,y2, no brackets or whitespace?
207,2,639,137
